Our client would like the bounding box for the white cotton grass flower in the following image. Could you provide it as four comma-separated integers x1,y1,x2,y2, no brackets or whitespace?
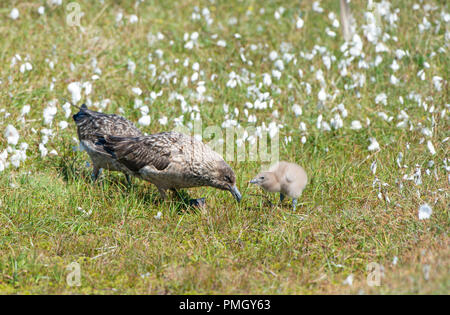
292,104,302,116
21,105,30,116
138,115,151,126
154,211,162,220
343,274,354,286
392,256,398,266
62,102,71,118
217,40,226,47
132,87,142,95
58,121,69,130
39,143,48,158
0,150,8,172
318,88,327,102
129,15,138,24
20,62,32,73
427,140,436,155
350,120,362,130
418,204,432,220
68,82,82,104
10,8,19,20
43,102,57,126
375,93,387,106
370,161,377,175
296,16,304,29
158,116,168,125
4,125,19,146
262,73,272,86
301,136,307,144
368,137,380,151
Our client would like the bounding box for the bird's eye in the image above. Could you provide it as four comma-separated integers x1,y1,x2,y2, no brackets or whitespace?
224,175,231,182
260,176,265,180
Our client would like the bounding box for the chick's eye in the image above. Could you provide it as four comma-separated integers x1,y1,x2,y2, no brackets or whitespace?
260,176,265,180
224,175,231,182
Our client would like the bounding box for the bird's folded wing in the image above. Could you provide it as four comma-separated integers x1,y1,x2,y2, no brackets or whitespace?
96,134,172,172
284,172,295,183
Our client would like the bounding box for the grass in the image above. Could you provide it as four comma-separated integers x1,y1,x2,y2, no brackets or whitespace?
0,0,448,294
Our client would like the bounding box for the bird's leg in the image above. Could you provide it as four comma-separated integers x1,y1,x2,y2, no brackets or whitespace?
171,188,183,200
171,189,205,208
157,187,167,201
292,198,297,211
91,165,101,182
125,174,132,186
280,193,285,203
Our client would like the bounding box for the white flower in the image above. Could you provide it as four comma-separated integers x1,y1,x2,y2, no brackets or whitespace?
132,87,142,95
21,105,30,116
375,93,387,106
68,82,82,104
368,137,380,151
138,115,151,126
217,40,226,47
129,15,138,24
262,73,272,86
0,150,7,172
418,204,432,220
318,88,327,102
432,76,443,91
39,143,48,158
38,6,45,15
269,50,278,61
4,125,19,146
20,62,32,73
343,274,354,286
154,211,162,220
43,104,57,126
312,1,323,13
62,102,71,118
139,105,149,115
82,81,92,95
127,59,136,74
350,120,362,130
292,104,302,116
58,121,69,130
158,116,168,125
427,140,436,155
296,17,304,29
10,8,19,20
370,161,377,175
390,75,399,85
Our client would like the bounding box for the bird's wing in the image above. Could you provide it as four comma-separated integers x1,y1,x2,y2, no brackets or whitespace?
284,172,295,183
97,134,172,172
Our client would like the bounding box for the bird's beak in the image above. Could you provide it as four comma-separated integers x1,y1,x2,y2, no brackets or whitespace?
249,178,258,184
230,184,242,202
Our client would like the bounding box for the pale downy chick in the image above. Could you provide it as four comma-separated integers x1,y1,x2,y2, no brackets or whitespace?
250,161,307,211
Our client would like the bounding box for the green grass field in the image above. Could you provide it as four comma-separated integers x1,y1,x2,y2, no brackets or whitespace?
0,0,448,294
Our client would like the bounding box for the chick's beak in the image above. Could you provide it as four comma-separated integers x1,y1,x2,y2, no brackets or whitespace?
230,184,242,202
249,178,258,184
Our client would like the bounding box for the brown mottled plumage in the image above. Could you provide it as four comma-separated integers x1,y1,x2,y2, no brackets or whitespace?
92,131,242,202
72,104,143,182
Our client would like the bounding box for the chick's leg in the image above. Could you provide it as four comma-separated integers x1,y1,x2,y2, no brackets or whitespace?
292,198,297,211
280,193,285,203
91,165,102,182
